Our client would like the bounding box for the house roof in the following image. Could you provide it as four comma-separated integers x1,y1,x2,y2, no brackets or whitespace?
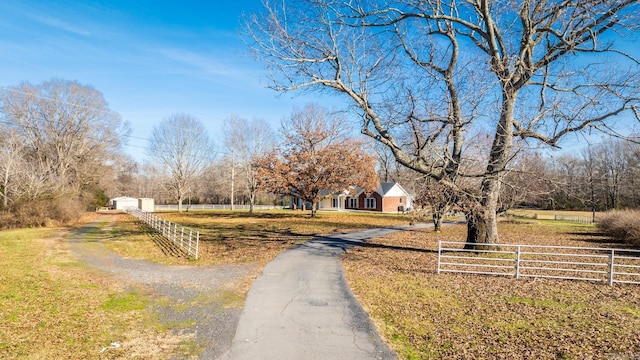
346,182,411,197
110,196,138,202
376,182,411,197
378,182,396,196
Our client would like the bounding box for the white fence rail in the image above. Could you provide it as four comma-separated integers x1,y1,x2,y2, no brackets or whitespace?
437,241,640,285
127,208,200,259
154,204,282,211
552,215,595,224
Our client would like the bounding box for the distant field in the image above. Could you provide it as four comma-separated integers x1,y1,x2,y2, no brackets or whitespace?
507,208,601,220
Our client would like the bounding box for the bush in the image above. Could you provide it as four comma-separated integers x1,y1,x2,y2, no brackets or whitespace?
0,198,85,229
597,210,640,247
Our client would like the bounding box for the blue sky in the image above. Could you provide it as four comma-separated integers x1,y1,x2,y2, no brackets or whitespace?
1,1,638,161
0,0,339,158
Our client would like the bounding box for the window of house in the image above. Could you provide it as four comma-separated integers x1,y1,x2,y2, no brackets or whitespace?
349,198,358,208
332,198,339,208
365,197,376,209
399,198,403,204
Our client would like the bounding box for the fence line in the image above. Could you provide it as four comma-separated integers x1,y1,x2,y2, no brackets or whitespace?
127,208,199,259
553,215,595,225
437,241,640,285
154,204,282,211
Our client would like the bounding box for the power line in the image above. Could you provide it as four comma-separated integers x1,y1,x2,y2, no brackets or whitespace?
0,86,114,115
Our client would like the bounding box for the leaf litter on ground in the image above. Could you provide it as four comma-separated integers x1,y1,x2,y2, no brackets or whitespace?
342,220,640,359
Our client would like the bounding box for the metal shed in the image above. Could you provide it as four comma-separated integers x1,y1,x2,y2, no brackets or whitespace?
138,198,155,212
110,196,139,210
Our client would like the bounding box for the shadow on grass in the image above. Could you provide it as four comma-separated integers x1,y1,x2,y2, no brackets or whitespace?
342,239,437,254
135,221,189,258
567,230,629,245
202,227,312,244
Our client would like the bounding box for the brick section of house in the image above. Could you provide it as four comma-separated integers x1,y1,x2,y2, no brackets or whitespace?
332,182,411,213
381,196,406,213
358,192,383,212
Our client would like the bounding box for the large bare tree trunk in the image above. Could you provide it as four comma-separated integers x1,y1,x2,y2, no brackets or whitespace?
464,205,498,250
465,91,516,248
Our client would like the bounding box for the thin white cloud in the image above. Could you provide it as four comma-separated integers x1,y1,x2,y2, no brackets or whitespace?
154,47,255,82
26,13,91,37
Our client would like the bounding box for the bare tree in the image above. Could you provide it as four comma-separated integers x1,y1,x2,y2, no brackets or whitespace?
0,127,24,209
412,176,456,232
1,79,128,195
147,114,215,212
246,0,640,245
0,78,129,218
256,104,378,217
497,152,552,212
222,115,275,212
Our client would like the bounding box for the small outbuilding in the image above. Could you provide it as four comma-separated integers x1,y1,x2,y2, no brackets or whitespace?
110,196,139,211
138,198,155,212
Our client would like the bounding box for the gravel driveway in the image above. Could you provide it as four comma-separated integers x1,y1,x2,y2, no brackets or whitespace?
67,216,259,359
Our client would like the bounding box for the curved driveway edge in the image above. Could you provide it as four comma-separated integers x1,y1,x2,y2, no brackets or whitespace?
67,217,259,359
223,224,429,360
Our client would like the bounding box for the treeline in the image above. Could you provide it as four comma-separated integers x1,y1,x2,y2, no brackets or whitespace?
0,79,129,227
376,138,640,213
2,79,639,229
115,104,378,217
547,139,640,211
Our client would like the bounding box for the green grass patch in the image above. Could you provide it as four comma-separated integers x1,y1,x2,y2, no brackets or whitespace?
504,296,571,309
0,226,182,359
102,292,147,311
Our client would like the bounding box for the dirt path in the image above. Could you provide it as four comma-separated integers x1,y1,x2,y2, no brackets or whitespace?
67,215,259,359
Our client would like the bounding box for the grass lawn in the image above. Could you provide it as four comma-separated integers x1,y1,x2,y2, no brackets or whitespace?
109,209,412,266
12,208,634,358
0,223,188,359
342,220,640,359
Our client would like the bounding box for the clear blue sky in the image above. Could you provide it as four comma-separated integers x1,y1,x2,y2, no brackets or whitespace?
1,1,638,159
0,0,339,158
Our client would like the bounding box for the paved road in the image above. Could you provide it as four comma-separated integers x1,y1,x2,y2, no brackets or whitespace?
222,224,429,360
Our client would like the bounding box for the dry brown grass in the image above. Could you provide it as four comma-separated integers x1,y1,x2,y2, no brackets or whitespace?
507,208,601,221
342,220,640,359
144,210,412,265
598,209,640,248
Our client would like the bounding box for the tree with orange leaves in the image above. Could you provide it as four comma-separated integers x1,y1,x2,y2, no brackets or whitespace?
257,104,378,217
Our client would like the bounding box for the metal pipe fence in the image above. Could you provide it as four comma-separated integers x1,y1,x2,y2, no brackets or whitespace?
437,241,640,285
126,208,199,259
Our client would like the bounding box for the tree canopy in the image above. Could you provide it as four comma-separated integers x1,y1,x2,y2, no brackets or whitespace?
0,79,129,224
147,114,214,212
246,0,640,244
257,104,378,216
